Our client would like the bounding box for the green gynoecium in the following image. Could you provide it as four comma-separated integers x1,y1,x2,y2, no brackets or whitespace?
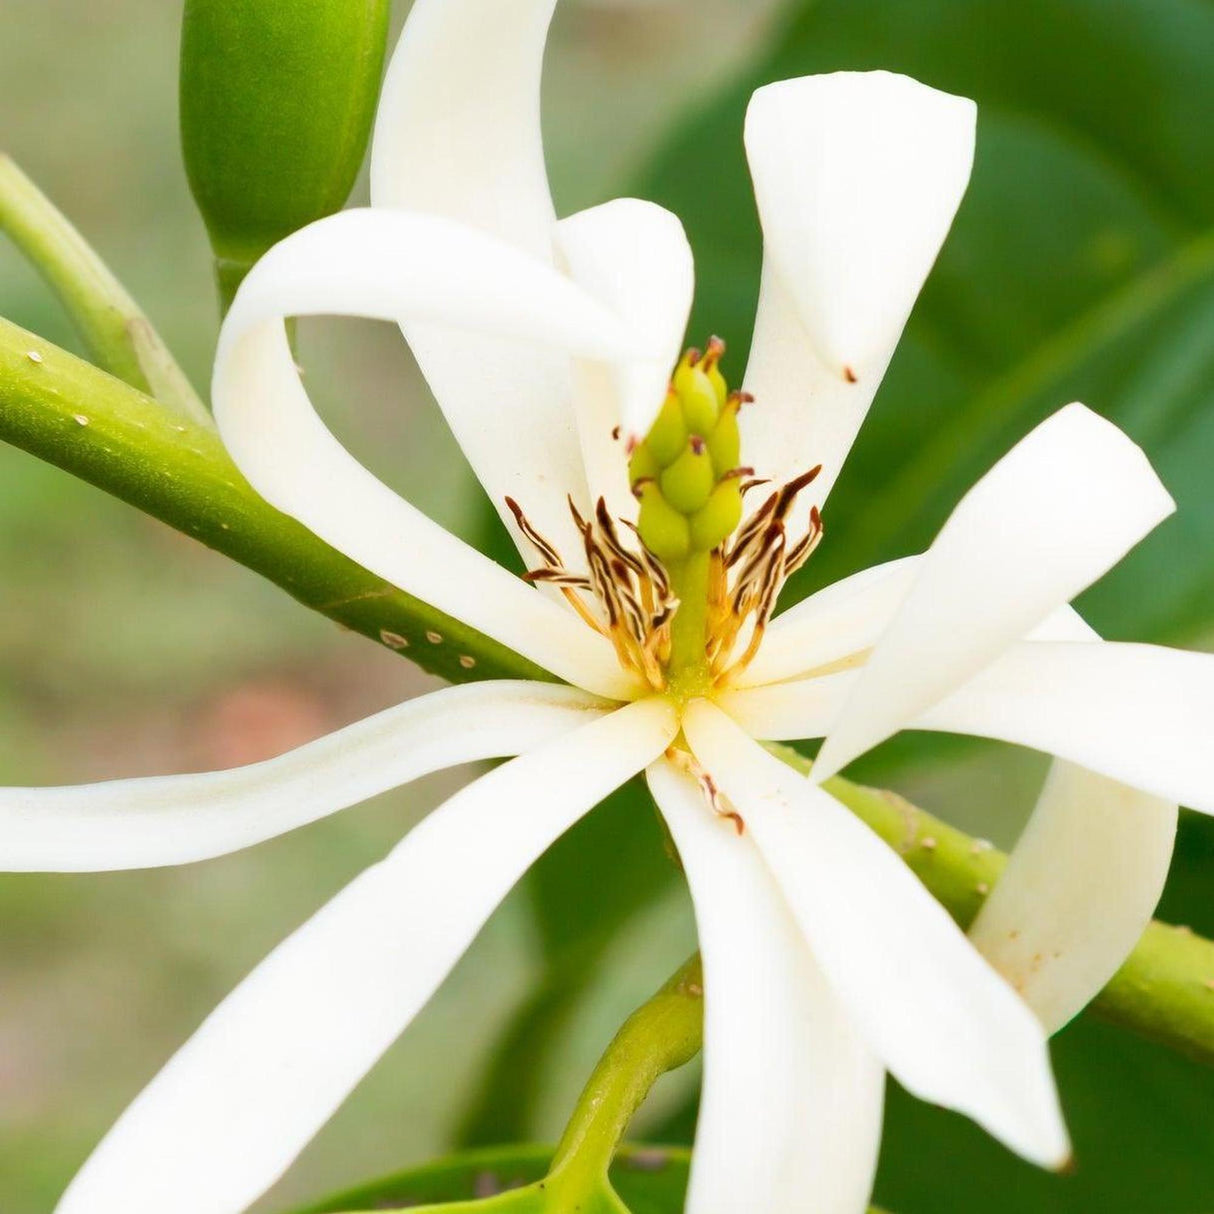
180,0,391,312
629,340,749,563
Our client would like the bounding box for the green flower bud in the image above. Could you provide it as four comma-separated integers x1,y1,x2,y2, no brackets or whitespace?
689,478,744,552
180,0,391,313
660,440,715,515
635,481,691,563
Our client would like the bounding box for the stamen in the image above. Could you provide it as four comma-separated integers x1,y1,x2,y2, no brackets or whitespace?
666,746,745,834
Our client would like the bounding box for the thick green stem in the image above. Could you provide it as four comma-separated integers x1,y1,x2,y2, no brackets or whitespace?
0,317,551,685
549,957,703,1194
0,157,211,426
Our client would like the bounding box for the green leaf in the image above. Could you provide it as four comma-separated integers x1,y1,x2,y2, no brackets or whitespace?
290,1144,690,1214
638,0,1214,646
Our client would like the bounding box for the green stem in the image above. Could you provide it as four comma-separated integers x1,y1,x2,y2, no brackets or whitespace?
549,957,703,1196
544,954,888,1213
0,155,211,426
804,744,1214,1066
0,317,551,686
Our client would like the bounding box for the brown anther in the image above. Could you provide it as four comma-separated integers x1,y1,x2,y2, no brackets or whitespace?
690,435,707,455
843,365,858,384
727,390,755,408
612,425,621,441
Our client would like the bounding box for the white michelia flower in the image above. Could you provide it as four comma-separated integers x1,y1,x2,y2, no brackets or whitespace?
4,2,1211,1212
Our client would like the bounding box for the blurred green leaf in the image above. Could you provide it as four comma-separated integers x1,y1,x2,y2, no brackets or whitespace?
639,0,1214,645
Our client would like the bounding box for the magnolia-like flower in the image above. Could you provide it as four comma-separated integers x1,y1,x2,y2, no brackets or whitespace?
5,2,1213,1212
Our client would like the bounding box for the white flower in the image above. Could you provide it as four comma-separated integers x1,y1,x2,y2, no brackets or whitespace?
3,2,1211,1212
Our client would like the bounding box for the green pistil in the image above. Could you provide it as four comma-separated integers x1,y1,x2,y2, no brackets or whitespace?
631,338,746,685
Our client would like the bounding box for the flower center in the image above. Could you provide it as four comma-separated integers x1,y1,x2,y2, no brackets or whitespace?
508,339,823,700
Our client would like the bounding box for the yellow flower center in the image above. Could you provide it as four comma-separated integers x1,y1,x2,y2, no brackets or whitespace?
507,338,823,703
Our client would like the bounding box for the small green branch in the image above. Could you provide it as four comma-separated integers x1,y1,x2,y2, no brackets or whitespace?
549,957,703,1195
0,317,552,685
786,745,1214,1066
0,155,211,425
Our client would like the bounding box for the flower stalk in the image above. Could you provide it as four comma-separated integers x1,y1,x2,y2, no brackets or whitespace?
0,156,211,425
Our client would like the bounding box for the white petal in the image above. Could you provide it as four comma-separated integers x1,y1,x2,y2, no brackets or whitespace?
557,199,695,520
814,404,1175,780
716,669,856,741
964,607,1178,1032
683,701,1070,1168
742,73,975,510
370,0,557,255
214,208,656,699
735,555,921,688
368,0,589,566
0,682,606,873
917,639,1214,813
56,696,678,1214
648,758,883,1214
969,760,1176,1033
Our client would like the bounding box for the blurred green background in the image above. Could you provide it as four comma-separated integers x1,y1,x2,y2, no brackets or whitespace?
2,1,1214,1212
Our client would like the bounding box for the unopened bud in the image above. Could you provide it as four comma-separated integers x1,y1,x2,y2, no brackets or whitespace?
180,0,391,313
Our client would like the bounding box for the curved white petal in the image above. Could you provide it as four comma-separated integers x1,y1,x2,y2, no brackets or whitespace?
648,758,883,1214
56,696,678,1214
683,701,1069,1168
557,199,695,520
970,761,1176,1033
0,682,607,873
368,0,586,564
814,404,1175,780
370,0,557,254
735,555,921,688
966,607,1178,1032
917,639,1214,813
742,72,976,511
214,208,658,699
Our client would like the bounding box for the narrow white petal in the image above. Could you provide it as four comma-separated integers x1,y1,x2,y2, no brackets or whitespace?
742,73,975,510
56,697,678,1214
370,0,557,255
735,555,921,688
963,607,1177,1032
917,639,1214,813
814,404,1175,780
683,701,1070,1167
970,761,1176,1033
369,0,590,565
557,199,695,518
213,208,657,699
0,682,607,873
648,759,883,1214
